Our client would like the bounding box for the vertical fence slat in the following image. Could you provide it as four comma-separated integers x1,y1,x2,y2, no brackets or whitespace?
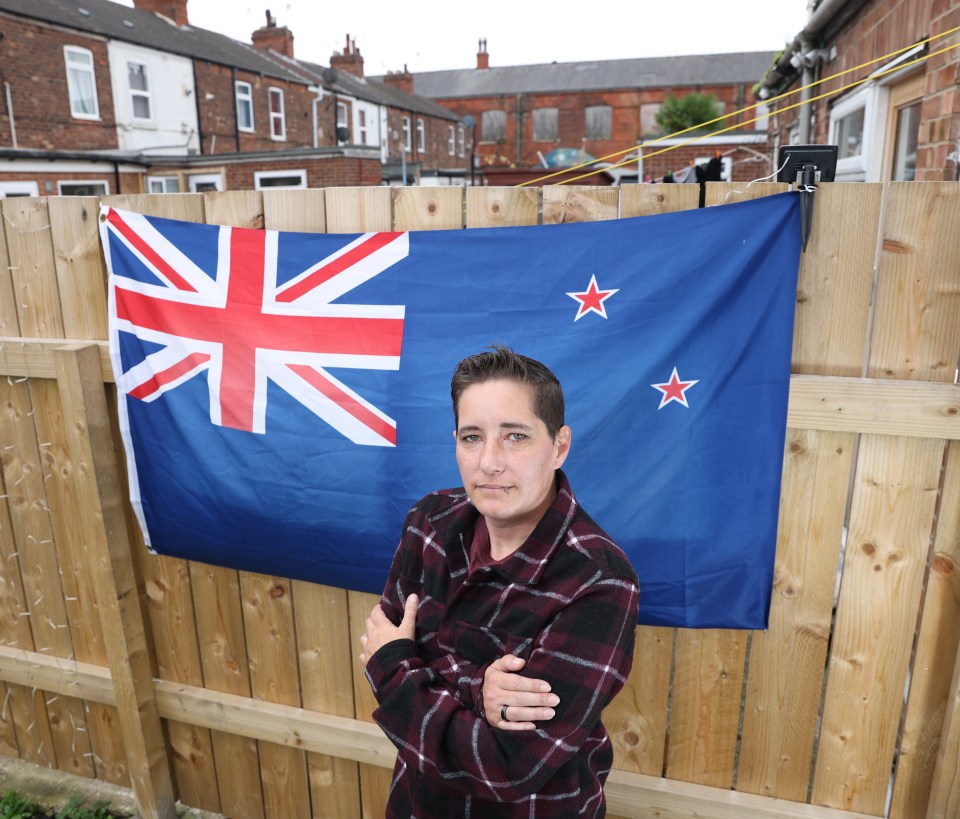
53,343,176,818
394,186,463,230
324,187,392,234
240,572,310,818
190,562,265,819
921,440,960,819
48,198,108,339
618,183,699,216
465,187,539,227
542,185,619,224
293,580,362,819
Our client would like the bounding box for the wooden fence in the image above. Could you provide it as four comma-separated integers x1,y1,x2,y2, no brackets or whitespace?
0,182,958,819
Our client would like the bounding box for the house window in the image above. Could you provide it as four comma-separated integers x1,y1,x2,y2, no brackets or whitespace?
148,176,180,193
891,100,921,181
64,46,99,119
58,180,108,196
402,116,411,152
358,109,368,144
268,88,285,140
458,125,465,157
533,107,558,141
235,81,254,132
640,103,662,136
448,125,456,155
336,101,350,143
254,170,307,189
128,61,151,121
189,173,222,192
481,109,506,142
416,118,425,152
836,107,865,160
585,105,612,140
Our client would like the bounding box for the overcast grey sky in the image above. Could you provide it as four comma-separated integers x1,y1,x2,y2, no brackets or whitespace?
116,0,812,74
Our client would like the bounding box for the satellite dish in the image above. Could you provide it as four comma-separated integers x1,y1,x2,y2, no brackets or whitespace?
336,126,350,143
322,67,338,85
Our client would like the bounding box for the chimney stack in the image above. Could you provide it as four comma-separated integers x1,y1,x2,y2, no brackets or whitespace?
251,8,295,58
383,64,414,94
132,0,188,26
477,38,489,70
330,34,365,77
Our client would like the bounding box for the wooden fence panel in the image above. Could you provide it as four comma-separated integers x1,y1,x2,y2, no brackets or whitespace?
1,183,958,819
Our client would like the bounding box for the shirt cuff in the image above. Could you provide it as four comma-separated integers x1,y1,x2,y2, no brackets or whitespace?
365,638,418,696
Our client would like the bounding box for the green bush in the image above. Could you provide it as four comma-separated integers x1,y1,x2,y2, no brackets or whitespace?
0,790,33,819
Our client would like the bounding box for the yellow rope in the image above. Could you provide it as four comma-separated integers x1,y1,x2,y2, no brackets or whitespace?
517,25,960,187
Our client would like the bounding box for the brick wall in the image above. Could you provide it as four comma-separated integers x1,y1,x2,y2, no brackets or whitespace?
0,169,142,195
433,82,759,171
770,0,960,181
184,155,383,190
0,14,118,150
382,109,463,173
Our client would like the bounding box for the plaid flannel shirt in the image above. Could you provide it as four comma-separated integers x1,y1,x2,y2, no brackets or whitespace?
365,471,639,818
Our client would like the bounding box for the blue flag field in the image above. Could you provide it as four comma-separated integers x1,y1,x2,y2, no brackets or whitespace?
100,192,801,629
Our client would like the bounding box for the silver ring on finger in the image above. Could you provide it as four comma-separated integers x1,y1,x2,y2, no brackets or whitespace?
500,704,509,722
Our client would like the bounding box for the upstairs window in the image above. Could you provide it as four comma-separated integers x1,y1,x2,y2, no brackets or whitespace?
128,61,151,121
481,109,506,142
448,125,456,155
458,125,465,157
269,88,285,140
402,116,411,152
585,105,612,140
416,118,425,152
235,81,254,132
65,46,99,119
358,109,368,144
337,101,350,143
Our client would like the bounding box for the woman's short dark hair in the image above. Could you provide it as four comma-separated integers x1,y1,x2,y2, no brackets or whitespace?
450,345,565,438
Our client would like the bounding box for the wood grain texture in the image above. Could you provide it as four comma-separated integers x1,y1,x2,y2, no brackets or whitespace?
465,187,539,227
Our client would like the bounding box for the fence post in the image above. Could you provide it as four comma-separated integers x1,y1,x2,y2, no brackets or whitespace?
927,630,960,818
53,343,176,819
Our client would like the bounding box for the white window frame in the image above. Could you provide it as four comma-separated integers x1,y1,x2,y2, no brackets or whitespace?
358,108,368,144
254,169,307,190
416,118,425,152
0,181,39,198
188,173,223,192
57,180,109,196
269,87,286,141
235,81,254,132
147,176,180,193
829,86,885,182
402,116,411,153
458,125,465,157
448,125,456,155
64,45,100,120
128,60,152,122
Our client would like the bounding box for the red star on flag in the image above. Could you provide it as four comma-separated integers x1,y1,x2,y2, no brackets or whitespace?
566,274,619,321
651,367,699,410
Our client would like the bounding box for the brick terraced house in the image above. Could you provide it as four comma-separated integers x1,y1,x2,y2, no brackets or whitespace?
400,41,778,184
0,0,467,197
756,0,960,182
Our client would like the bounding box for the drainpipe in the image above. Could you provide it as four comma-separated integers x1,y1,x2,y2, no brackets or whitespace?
4,82,16,148
192,61,205,154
